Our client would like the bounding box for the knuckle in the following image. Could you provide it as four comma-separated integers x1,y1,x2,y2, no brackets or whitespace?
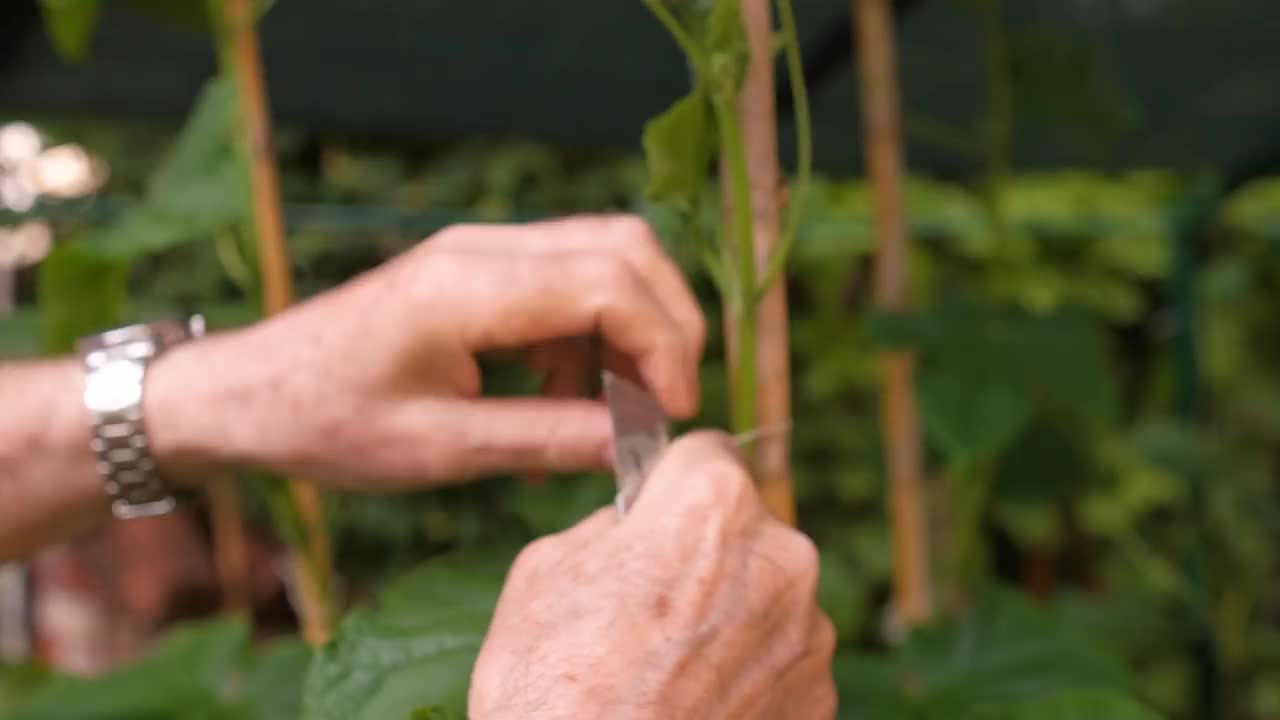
647,431,758,524
814,612,838,660
582,254,641,297
786,531,822,591
606,216,668,276
670,430,747,473
690,306,709,346
509,535,556,580
608,213,657,243
691,458,756,514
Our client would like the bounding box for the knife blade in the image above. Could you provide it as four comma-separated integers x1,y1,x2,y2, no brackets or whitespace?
603,370,669,515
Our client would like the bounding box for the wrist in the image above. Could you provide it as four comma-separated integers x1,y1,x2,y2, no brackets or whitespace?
144,327,270,485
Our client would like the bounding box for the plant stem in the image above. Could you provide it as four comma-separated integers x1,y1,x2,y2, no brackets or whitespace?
715,99,758,439
853,0,933,630
730,0,795,525
758,0,813,295
207,475,251,613
641,0,708,75
220,0,334,645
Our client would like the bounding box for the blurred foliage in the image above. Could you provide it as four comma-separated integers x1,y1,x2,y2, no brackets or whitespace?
300,549,512,720
835,589,1161,720
3,90,1280,717
2,618,308,720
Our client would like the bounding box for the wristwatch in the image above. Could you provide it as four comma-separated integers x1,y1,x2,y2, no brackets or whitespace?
76,316,205,520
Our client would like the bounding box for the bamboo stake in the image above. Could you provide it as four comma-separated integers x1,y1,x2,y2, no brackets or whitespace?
853,0,933,627
724,0,795,525
224,0,333,645
206,477,251,613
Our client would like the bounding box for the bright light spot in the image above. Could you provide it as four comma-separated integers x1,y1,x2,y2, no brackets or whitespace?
0,176,36,213
29,144,106,198
0,123,42,165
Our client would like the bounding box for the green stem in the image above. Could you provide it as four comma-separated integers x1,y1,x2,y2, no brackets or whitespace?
758,0,812,296
714,97,757,436
641,0,709,75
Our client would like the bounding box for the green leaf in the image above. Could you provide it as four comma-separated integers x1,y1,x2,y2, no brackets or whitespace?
7,617,249,720
906,593,1133,712
833,652,918,720
836,590,1143,720
0,663,52,716
642,90,715,210
990,421,1097,549
409,706,464,720
911,293,1119,464
505,472,614,536
89,77,247,259
969,688,1164,720
38,0,101,62
301,550,512,720
241,636,312,720
37,242,129,354
834,586,1146,712
0,307,44,360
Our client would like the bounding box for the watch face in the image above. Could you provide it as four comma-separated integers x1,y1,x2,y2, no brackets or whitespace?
84,359,145,414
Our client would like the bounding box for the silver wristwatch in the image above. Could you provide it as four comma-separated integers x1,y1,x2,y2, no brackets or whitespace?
76,316,204,520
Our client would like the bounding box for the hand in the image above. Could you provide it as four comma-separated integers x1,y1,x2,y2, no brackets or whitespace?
469,432,838,719
147,214,705,489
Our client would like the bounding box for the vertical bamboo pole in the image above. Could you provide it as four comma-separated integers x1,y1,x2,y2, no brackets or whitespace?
224,0,333,645
206,478,250,613
729,0,796,525
853,0,932,627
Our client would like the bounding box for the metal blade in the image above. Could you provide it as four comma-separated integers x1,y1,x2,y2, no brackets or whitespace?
603,370,668,515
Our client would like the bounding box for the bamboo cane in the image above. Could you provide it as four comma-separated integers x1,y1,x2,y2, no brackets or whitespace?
853,0,933,628
224,0,333,645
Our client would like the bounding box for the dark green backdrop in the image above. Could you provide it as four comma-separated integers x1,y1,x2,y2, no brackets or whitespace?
1,0,1278,174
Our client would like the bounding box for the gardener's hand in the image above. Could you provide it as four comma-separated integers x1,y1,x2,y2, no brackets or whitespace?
148,215,705,489
469,432,838,719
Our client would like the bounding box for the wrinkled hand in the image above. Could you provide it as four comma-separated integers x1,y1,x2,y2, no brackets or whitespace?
148,215,705,489
470,432,838,719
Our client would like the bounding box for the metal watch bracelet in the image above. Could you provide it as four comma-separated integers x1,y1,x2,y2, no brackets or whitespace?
76,316,204,519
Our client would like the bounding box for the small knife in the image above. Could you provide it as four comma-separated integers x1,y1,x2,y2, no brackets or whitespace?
602,370,669,516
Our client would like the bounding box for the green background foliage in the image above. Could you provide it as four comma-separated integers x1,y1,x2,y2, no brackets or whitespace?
4,1,1280,718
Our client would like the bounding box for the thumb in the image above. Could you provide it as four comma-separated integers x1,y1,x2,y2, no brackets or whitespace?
432,397,613,479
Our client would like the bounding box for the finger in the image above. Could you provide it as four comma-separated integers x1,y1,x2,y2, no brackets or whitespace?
429,251,696,418
742,522,823,653
626,430,761,535
764,614,838,719
420,397,613,480
523,339,592,485
433,215,707,368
